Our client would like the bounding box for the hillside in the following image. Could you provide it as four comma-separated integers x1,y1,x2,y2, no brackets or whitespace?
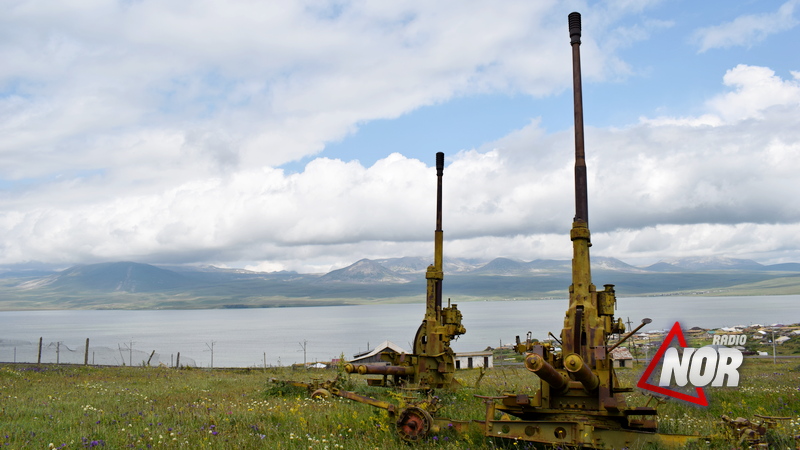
0,256,799,310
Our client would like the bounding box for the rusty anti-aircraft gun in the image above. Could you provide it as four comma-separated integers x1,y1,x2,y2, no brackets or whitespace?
470,12,705,448
344,151,466,389
275,152,468,442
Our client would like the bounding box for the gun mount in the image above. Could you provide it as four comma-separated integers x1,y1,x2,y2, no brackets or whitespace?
476,13,704,448
345,152,466,389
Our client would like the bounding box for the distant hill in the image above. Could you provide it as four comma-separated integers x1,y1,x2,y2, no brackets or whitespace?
470,257,529,275
592,257,647,273
18,262,193,293
373,257,430,274
372,256,482,274
763,262,800,272
647,256,765,272
528,259,572,272
468,256,644,275
644,262,680,273
315,259,411,284
2,255,799,310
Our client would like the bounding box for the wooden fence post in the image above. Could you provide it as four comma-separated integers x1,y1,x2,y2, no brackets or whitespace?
37,337,42,364
84,338,90,365
176,352,180,368
147,350,155,366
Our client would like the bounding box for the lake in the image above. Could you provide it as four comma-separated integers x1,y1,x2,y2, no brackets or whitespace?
0,295,796,368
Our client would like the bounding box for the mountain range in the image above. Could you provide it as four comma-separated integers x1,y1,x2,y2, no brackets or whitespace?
1,256,799,310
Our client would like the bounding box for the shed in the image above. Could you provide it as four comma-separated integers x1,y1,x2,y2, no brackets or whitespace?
610,347,634,368
775,336,791,345
348,340,409,364
454,351,493,369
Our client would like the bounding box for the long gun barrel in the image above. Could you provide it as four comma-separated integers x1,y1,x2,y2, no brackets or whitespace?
524,354,569,393
570,12,588,225
564,353,600,391
344,363,415,376
563,11,598,364
426,151,445,316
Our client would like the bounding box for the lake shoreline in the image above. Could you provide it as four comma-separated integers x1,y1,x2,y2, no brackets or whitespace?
1,290,796,312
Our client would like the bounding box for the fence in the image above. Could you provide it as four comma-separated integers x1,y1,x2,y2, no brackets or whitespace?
0,338,197,368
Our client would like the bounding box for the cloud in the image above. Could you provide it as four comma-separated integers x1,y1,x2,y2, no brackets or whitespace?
693,0,800,52
10,77,799,272
2,3,800,272
707,65,800,122
2,0,606,188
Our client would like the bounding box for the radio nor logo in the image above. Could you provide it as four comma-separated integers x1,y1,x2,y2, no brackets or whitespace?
637,322,744,406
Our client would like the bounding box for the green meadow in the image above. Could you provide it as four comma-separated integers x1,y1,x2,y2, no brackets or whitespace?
1,358,798,449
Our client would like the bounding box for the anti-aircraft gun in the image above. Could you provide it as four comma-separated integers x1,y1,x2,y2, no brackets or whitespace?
277,152,468,442
474,13,703,448
345,152,466,389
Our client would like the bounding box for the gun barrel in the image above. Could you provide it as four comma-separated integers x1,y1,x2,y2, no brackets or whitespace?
569,11,588,225
344,363,415,376
434,152,444,311
564,353,600,391
524,354,569,392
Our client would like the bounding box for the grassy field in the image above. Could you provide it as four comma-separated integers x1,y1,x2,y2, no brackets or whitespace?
1,360,798,449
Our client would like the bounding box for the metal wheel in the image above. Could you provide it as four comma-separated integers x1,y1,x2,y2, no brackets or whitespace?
310,388,331,400
395,406,433,442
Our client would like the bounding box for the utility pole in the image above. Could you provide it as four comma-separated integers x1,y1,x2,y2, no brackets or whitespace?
122,340,135,366
625,317,637,361
206,341,216,368
298,340,307,369
772,330,777,364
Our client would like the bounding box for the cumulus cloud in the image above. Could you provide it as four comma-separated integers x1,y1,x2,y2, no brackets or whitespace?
693,0,800,52
1,0,600,188
707,65,800,122
6,64,800,271
2,2,800,272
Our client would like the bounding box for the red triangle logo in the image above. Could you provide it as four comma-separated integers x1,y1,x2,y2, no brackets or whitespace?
636,321,708,406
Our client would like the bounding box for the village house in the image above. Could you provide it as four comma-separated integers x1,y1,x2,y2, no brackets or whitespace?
609,347,633,368
454,350,493,369
348,340,408,364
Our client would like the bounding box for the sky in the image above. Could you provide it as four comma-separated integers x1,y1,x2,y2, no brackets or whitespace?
1,0,799,274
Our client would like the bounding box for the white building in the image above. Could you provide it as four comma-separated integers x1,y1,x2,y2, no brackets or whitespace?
454,351,493,369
